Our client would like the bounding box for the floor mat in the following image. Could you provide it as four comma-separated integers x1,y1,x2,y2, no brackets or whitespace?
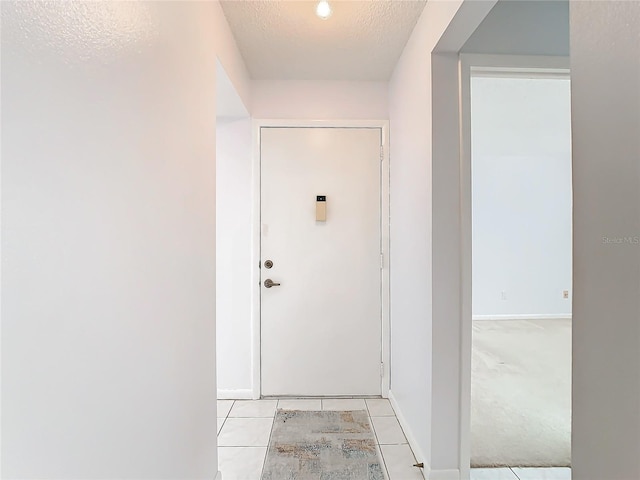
262,409,384,480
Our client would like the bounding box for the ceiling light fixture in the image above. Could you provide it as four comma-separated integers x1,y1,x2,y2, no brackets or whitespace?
316,0,332,19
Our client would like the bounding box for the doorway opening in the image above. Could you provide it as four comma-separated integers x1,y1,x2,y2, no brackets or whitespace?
466,64,572,473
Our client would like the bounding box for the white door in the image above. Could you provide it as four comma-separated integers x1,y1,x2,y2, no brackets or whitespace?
260,127,382,397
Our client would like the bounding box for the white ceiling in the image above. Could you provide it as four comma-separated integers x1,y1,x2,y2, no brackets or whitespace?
219,0,427,81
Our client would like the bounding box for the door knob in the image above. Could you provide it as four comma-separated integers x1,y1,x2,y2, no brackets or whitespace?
264,279,281,288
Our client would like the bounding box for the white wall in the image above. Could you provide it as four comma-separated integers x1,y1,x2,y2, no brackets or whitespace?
217,60,250,118
389,4,456,468
570,2,640,479
388,2,496,476
471,76,572,318
462,0,569,56
252,80,388,119
1,1,250,477
212,2,252,113
216,117,253,397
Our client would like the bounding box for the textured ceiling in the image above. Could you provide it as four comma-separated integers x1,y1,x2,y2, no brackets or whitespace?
220,0,427,81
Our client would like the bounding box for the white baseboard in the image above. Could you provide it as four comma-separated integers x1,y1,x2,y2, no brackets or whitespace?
388,390,429,479
429,469,460,480
215,471,223,480
472,314,572,321
217,389,254,400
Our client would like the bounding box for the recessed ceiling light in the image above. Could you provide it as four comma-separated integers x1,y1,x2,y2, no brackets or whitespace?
316,0,332,19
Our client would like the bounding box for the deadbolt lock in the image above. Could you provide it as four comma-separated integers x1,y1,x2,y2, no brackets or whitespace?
264,260,274,269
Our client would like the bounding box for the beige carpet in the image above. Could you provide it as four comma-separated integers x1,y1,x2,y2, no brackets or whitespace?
471,319,571,467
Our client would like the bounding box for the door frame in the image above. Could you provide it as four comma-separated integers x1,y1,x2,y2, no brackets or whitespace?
250,119,390,399
458,54,570,477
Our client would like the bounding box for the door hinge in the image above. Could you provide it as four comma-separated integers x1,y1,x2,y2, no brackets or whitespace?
380,253,384,269
380,363,384,377
380,145,384,162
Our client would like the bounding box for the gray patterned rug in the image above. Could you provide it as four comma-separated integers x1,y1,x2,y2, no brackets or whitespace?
261,410,385,480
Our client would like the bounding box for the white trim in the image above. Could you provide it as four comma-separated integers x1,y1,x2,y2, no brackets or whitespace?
252,119,391,398
471,67,570,80
458,54,571,479
251,119,262,400
215,471,223,480
217,389,254,400
381,123,391,399
458,53,472,480
255,119,389,128
462,54,570,71
388,391,428,480
429,469,460,480
472,314,572,321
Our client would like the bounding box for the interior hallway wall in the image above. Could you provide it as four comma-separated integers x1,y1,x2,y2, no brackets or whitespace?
462,0,569,56
570,2,640,479
252,80,388,119
388,2,495,474
471,76,572,318
216,117,253,397
212,1,252,114
1,1,251,477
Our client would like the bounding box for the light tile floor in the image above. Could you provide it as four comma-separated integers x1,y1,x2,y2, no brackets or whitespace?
216,398,572,480
471,467,571,480
217,398,424,480
471,467,572,479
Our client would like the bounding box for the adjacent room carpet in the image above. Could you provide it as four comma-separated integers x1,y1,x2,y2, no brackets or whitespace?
261,410,385,480
471,319,572,467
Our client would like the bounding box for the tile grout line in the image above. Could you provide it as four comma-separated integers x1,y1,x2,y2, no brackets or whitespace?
216,400,234,438
218,403,276,448
365,399,392,480
258,406,278,478
218,416,227,437
370,400,423,480
381,415,410,446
